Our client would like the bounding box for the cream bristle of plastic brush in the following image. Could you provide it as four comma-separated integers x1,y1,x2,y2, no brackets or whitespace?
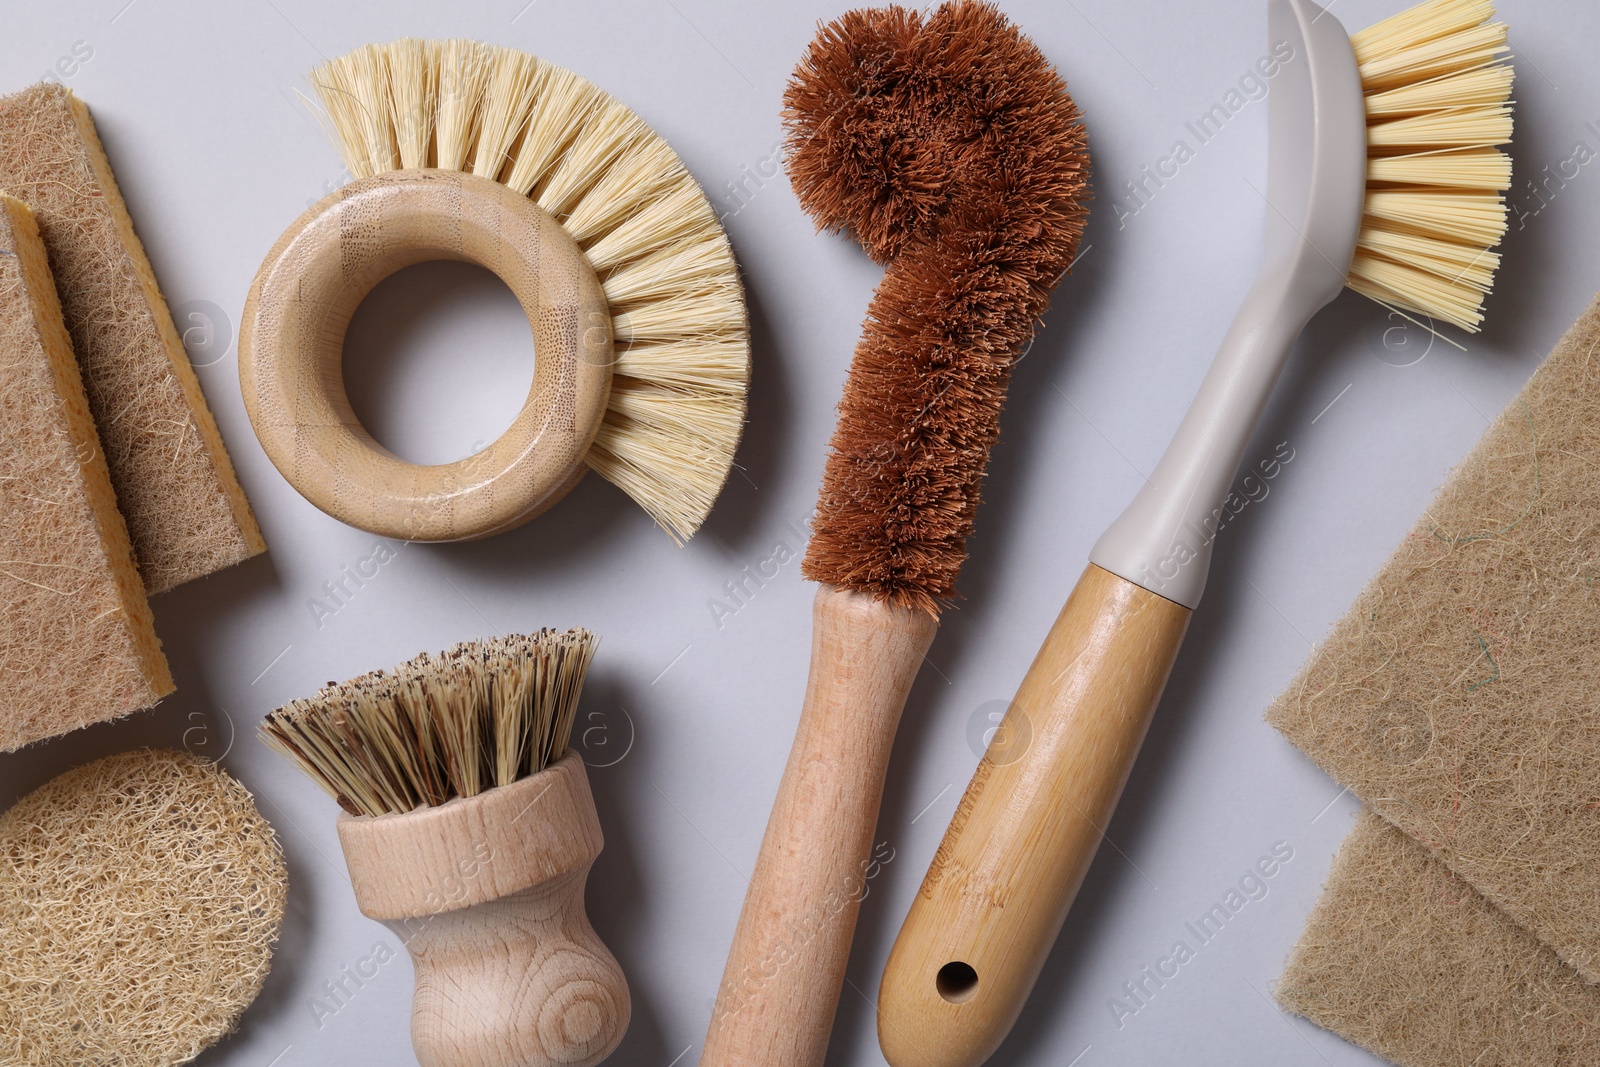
263,40,747,543
878,2,1512,1065
1347,0,1512,332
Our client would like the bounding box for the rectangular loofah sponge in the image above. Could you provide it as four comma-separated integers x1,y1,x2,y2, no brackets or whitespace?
1277,811,1600,1066
0,83,263,594
0,194,174,751
1268,291,1600,985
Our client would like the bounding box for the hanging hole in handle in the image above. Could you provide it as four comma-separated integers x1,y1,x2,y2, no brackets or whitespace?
935,961,979,1003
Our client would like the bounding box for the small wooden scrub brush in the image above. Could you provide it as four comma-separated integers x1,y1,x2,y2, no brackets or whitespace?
241,40,748,544
701,5,1090,1065
259,630,627,1067
878,1,1515,1064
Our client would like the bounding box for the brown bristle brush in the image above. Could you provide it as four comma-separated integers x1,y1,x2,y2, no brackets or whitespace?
259,631,629,1067
701,4,1090,1065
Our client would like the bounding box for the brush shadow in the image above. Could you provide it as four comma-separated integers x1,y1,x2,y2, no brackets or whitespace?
412,460,641,583
695,274,791,556
571,668,670,1062
189,818,320,1066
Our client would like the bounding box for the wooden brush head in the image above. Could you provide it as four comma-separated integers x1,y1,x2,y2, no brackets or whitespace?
783,1,1090,616
258,629,597,817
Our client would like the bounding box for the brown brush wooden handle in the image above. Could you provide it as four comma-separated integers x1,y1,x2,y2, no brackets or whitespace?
877,564,1191,1067
338,753,629,1067
702,583,939,1067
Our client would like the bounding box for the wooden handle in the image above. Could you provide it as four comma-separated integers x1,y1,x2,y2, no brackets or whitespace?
702,584,939,1067
877,564,1191,1067
240,168,613,542
338,753,629,1067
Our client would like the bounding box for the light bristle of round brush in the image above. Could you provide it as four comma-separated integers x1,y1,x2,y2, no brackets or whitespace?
1346,0,1513,333
309,40,748,543
258,630,597,818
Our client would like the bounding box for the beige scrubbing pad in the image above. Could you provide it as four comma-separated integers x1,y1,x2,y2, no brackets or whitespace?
0,83,263,593
0,194,173,751
0,749,288,1067
1268,291,1600,982
1277,811,1600,1066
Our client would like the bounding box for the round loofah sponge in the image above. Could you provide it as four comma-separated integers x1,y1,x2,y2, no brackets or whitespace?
0,748,287,1066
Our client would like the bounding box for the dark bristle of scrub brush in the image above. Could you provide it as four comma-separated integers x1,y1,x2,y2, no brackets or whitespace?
258,629,597,817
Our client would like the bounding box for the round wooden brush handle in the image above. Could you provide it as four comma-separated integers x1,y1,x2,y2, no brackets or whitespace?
702,584,939,1067
338,752,629,1067
240,169,614,542
878,565,1191,1067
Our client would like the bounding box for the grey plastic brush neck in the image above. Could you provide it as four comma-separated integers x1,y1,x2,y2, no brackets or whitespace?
1089,0,1367,609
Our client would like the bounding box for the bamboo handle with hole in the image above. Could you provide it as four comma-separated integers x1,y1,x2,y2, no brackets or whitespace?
702,583,939,1067
878,565,1191,1067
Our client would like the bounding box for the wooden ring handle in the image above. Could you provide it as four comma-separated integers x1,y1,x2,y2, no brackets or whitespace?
239,169,614,542
338,752,630,1067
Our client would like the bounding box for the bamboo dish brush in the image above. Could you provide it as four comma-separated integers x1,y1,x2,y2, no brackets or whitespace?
878,1,1515,1064
259,630,628,1067
700,5,1090,1065
240,40,748,544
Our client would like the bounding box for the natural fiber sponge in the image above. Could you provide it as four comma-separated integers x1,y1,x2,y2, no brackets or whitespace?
0,749,288,1066
0,83,264,594
1278,810,1600,1066
1268,292,1600,982
0,194,173,751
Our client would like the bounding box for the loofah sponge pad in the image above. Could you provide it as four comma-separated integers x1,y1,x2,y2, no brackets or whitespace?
1277,810,1600,1066
1268,291,1600,983
0,194,172,751
0,749,287,1067
0,83,263,593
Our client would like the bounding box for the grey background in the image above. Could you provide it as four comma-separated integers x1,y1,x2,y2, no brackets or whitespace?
1,0,1594,1064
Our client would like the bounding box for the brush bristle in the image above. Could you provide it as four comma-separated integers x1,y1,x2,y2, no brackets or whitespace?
310,42,748,544
258,630,597,817
782,1,1090,615
1348,0,1513,332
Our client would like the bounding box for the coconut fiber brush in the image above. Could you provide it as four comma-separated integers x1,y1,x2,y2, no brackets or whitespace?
878,1,1514,1064
259,630,628,1067
701,5,1089,1065
241,40,747,544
